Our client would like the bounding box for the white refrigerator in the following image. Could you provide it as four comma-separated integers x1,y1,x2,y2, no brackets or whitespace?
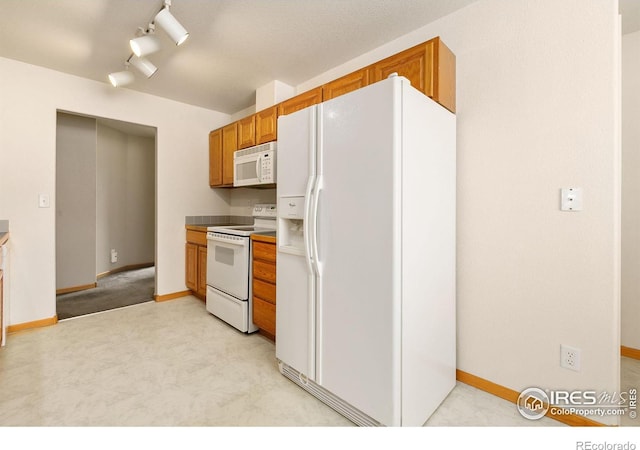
275,75,456,427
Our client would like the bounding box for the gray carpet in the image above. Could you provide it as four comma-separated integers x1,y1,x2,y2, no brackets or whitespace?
56,266,155,320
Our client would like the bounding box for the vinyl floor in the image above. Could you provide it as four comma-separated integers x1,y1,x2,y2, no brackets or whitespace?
0,296,637,448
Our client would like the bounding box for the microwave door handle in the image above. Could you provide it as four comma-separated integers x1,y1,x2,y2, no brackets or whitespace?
256,155,262,183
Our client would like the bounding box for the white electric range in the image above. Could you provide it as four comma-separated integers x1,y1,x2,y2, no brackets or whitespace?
205,204,276,333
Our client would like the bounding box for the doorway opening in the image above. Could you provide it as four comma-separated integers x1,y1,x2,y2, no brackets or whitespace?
55,112,157,320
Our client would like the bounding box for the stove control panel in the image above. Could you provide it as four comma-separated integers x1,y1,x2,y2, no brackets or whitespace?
253,204,277,218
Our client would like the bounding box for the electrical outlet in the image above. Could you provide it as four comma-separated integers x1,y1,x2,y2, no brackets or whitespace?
110,249,118,264
560,344,581,371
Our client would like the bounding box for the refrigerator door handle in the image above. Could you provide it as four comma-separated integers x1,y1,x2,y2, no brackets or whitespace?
311,176,322,276
303,176,315,275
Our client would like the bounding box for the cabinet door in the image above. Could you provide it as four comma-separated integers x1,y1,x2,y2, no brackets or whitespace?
370,37,455,113
370,41,433,95
185,243,198,291
237,115,256,149
256,106,279,144
322,69,369,101
209,129,223,187
279,86,323,116
253,297,276,337
222,123,238,186
197,245,207,298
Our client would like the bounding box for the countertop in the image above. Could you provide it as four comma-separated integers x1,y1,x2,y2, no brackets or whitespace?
185,224,215,232
185,223,253,233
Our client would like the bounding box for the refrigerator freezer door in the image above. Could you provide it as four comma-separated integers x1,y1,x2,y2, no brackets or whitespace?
275,252,316,379
277,107,316,198
276,105,318,380
315,78,403,426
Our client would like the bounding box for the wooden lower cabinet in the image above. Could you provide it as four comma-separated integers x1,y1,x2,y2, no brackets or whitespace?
186,229,208,301
197,245,207,298
185,242,198,292
251,235,276,339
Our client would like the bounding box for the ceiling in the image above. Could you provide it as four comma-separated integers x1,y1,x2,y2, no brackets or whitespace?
1,1,638,115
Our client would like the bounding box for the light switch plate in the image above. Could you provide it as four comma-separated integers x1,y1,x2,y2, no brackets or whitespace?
38,194,50,208
560,188,582,211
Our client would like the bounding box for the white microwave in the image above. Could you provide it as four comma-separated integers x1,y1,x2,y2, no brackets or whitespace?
233,142,277,187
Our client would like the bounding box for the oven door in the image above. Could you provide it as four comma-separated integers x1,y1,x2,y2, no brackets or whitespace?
206,232,249,300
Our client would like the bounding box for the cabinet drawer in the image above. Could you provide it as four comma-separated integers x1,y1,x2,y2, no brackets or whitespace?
253,296,276,336
253,259,275,283
253,278,275,304
186,229,207,246
253,241,276,262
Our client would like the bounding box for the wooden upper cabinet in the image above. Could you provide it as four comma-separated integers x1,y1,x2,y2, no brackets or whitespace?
208,37,455,190
322,68,370,101
256,106,279,144
209,129,223,187
222,122,238,186
237,115,256,149
370,37,455,113
279,86,323,116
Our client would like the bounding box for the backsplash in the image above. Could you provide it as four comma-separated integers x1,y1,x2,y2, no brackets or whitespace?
185,215,253,226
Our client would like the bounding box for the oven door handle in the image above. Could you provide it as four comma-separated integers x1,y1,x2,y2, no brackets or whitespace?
207,235,248,247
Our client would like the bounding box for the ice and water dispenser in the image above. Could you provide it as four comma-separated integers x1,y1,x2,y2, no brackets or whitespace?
278,196,305,255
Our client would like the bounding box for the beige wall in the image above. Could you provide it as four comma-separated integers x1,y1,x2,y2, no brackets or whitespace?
96,124,155,275
229,188,277,216
0,56,230,326
298,0,621,424
55,113,97,290
621,30,640,350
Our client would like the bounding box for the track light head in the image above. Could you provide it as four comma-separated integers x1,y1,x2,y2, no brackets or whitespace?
129,55,158,78
130,34,161,57
154,7,189,46
108,70,134,87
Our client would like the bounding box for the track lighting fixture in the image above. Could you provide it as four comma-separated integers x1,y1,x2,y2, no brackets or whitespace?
108,0,189,88
154,3,189,46
129,55,158,78
130,25,161,57
108,63,134,87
